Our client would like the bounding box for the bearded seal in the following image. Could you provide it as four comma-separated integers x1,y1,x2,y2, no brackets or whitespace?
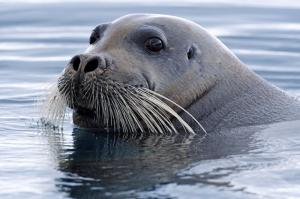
44,14,300,134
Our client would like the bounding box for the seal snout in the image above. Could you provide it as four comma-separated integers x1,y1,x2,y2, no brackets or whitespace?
69,54,111,74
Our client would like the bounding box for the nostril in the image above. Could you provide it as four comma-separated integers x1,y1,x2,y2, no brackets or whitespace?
84,58,99,73
70,55,80,71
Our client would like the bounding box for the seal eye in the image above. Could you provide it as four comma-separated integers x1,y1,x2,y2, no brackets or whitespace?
88,24,109,45
89,31,99,45
145,37,164,52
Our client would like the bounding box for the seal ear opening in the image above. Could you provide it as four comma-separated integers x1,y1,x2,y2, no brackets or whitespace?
187,46,196,60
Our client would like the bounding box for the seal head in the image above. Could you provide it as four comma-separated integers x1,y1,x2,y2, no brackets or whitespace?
55,14,300,133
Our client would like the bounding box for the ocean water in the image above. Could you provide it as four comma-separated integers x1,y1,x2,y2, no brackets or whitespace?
1,1,300,199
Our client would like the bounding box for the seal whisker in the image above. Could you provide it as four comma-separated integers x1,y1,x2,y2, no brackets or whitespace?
124,88,169,134
141,88,207,135
137,97,176,134
116,91,137,135
41,83,67,127
123,87,170,135
118,88,146,133
114,90,135,133
110,90,121,133
82,80,93,101
42,78,205,136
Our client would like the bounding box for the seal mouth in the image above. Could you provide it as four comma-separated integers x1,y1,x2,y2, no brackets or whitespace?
74,105,96,118
45,78,206,134
73,105,101,129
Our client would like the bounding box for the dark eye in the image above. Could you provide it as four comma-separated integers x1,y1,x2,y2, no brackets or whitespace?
88,24,109,45
145,37,164,52
89,31,99,45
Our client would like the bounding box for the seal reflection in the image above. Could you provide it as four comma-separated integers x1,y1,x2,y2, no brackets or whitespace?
54,126,258,199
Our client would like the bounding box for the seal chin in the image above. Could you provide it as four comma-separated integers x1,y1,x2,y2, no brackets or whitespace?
73,106,100,128
75,106,95,117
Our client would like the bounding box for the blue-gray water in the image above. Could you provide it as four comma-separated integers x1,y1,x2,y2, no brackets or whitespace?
1,1,300,199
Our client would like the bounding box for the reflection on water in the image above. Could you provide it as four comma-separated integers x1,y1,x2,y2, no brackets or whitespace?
1,1,300,199
55,126,257,199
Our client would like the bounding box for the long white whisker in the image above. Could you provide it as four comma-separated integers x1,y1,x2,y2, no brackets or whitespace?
141,88,207,135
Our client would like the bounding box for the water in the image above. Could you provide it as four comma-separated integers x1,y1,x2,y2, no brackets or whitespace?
1,1,300,198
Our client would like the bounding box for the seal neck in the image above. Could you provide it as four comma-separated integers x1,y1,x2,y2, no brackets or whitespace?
183,64,300,132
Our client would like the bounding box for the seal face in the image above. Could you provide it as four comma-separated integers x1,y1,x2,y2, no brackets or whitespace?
55,14,212,133
52,14,300,133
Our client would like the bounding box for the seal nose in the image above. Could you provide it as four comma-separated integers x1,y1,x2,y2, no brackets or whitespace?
70,55,109,73
84,57,99,73
70,55,81,71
